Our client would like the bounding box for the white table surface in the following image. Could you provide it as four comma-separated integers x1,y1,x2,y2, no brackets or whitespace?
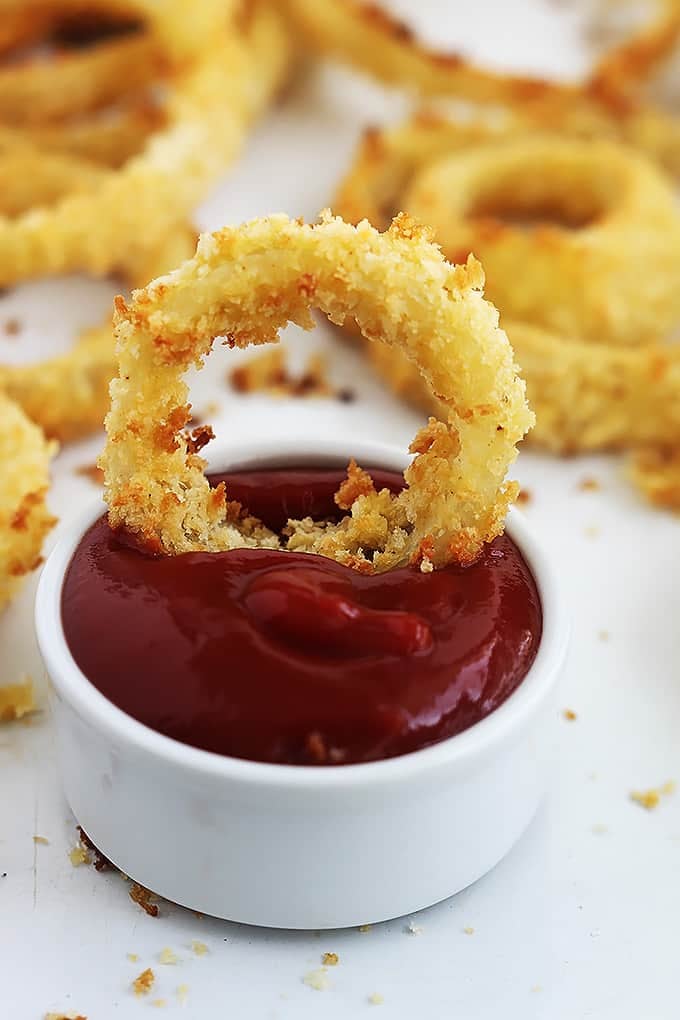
2,3,679,1017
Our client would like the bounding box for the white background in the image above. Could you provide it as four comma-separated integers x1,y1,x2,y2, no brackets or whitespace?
2,3,679,1017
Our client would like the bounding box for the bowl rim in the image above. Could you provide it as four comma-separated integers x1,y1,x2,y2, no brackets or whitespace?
36,435,569,790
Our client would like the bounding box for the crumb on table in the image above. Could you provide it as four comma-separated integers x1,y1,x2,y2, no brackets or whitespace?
132,968,155,996
563,709,577,721
176,984,189,1005
516,489,532,506
578,477,600,492
33,835,49,845
368,992,384,1005
463,926,475,935
302,967,330,991
358,923,371,933
322,952,339,966
159,947,178,965
190,939,208,956
68,845,90,868
630,781,675,810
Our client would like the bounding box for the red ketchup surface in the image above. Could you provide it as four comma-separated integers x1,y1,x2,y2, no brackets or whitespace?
62,469,542,765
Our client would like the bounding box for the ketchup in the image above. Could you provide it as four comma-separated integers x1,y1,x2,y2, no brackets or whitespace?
62,469,541,765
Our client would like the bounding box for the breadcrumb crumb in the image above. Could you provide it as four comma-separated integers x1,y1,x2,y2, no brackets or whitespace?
598,629,610,641
69,846,90,867
44,1014,87,1020
322,952,339,966
368,993,384,1005
159,947,178,965
151,1000,167,1009
190,940,208,956
630,781,675,810
563,709,577,721
303,967,329,991
578,477,600,492
132,968,155,996
176,984,189,1005
127,953,139,963
516,489,532,506
463,926,475,935
591,823,608,835
358,924,371,933
129,882,158,916
405,920,423,935
33,835,49,845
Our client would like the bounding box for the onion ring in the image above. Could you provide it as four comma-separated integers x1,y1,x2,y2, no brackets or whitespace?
336,120,680,345
0,0,291,286
589,0,680,101
101,212,533,570
0,393,56,612
288,0,680,179
403,135,680,345
0,222,197,443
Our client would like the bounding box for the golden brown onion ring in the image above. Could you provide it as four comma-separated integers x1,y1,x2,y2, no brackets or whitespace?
0,30,162,126
101,212,533,570
403,136,680,345
0,1,291,287
0,393,56,612
589,0,680,100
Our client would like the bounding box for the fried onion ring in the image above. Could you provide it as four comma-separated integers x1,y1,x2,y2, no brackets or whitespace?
0,223,197,442
0,393,55,612
101,212,533,570
403,136,680,345
0,0,291,286
288,0,680,179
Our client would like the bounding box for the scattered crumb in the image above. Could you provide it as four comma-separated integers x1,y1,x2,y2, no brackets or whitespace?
127,953,139,963
176,984,189,1006
194,912,204,920
368,993,384,1005
75,463,104,486
302,967,329,991
516,489,532,506
405,920,423,935
0,677,35,722
419,556,433,574
463,926,475,935
591,823,608,835
358,924,371,933
44,1014,87,1020
159,947,178,965
132,968,155,997
531,985,542,993
151,1000,167,1009
229,348,340,399
583,525,600,538
598,630,610,642
130,882,159,917
33,835,49,845
630,781,675,811
563,709,577,721
69,846,90,868
77,827,113,871
190,939,208,956
322,952,339,966
3,317,21,336
578,477,600,492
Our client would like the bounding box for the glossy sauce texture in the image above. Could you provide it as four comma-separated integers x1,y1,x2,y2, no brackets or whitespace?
62,469,542,765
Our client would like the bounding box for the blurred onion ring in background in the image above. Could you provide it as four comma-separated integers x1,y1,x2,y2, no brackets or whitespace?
287,0,680,179
101,212,533,570
0,393,56,612
0,0,292,287
0,223,197,443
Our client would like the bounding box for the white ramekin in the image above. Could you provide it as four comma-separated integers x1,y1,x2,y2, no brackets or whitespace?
36,437,568,929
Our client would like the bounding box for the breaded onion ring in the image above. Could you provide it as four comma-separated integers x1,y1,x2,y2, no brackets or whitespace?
0,223,197,442
588,0,680,101
0,1,291,286
403,136,680,345
0,394,56,612
288,0,680,179
336,120,680,345
101,212,533,570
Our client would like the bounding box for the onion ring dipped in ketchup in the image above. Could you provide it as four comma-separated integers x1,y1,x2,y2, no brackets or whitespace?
64,213,540,766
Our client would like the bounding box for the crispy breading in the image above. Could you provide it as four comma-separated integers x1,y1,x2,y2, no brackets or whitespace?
102,212,532,570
